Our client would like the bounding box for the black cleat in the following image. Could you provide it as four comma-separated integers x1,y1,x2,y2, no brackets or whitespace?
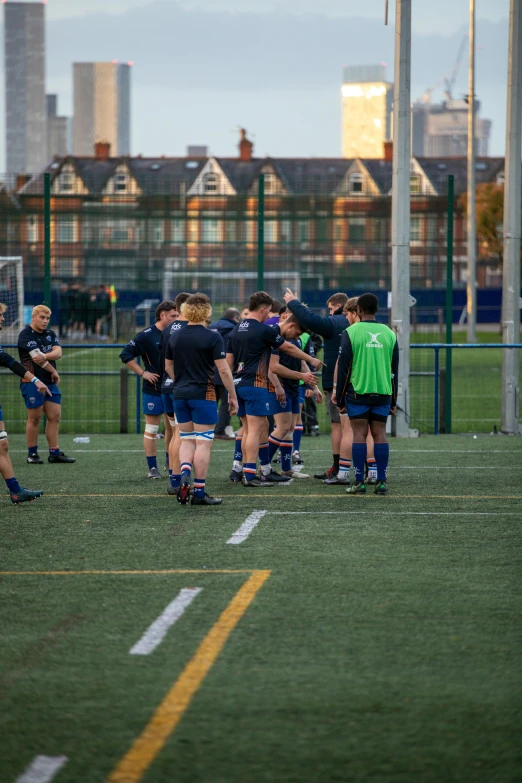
27,453,43,464
323,476,350,485
167,484,179,496
346,481,367,495
264,469,291,483
374,481,389,496
242,475,274,487
48,452,76,464
229,469,243,483
190,493,222,506
10,487,44,505
292,450,303,465
177,475,191,505
314,466,336,480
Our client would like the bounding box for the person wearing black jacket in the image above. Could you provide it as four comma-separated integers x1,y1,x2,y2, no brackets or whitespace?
284,288,348,480
210,308,240,439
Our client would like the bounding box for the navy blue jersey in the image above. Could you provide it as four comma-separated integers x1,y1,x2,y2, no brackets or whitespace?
168,324,225,400
120,324,163,396
0,343,26,380
18,326,60,385
271,326,302,395
227,319,285,389
160,319,188,394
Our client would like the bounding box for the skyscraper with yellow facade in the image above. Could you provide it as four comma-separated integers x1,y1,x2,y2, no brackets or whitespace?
341,65,393,159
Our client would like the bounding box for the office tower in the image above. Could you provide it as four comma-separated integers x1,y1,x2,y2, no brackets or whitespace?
412,99,491,157
73,62,132,157
4,1,47,174
341,64,393,159
47,94,69,161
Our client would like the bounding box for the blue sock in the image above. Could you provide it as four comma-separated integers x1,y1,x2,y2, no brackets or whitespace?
243,462,257,481
181,461,192,478
234,437,243,462
352,443,367,483
146,455,158,470
49,447,60,457
268,435,282,462
374,443,390,482
28,446,38,456
193,478,206,498
293,424,303,452
258,442,270,468
6,477,22,494
281,441,292,473
170,473,181,489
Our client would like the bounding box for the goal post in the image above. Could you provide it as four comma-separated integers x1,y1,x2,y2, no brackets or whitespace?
0,256,24,335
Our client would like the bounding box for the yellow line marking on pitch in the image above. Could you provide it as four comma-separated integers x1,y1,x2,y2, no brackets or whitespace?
0,569,255,576
106,569,270,783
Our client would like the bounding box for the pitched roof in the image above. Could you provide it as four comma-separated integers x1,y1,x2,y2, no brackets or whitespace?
416,157,504,195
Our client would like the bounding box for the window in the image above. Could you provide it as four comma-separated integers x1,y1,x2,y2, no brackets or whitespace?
410,176,421,194
350,174,364,194
280,220,292,243
115,173,127,192
316,218,328,243
27,216,38,243
151,220,164,244
171,219,185,245
334,220,343,241
59,171,74,193
264,220,276,244
410,215,423,243
225,221,236,243
298,220,309,244
263,172,277,195
203,172,218,193
348,218,366,242
52,258,80,278
202,219,220,243
57,217,77,243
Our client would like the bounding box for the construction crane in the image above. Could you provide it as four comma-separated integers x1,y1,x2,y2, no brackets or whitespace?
414,35,467,104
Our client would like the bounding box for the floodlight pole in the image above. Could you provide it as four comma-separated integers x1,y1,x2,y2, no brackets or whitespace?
466,0,477,341
391,0,412,436
501,0,522,434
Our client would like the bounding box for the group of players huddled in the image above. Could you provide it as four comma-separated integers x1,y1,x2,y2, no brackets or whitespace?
118,287,398,506
1,288,397,506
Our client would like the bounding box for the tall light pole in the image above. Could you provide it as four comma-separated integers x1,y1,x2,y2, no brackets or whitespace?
466,0,477,341
501,0,522,434
391,0,412,436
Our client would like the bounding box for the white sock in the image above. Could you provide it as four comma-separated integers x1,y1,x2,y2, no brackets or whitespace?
233,460,242,472
260,463,271,476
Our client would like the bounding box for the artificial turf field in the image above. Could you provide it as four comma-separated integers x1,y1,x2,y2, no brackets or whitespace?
1,433,521,783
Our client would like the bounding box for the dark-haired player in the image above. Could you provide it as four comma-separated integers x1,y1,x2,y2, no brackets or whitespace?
226,291,323,487
120,300,177,478
336,292,398,496
1,303,50,503
165,293,238,506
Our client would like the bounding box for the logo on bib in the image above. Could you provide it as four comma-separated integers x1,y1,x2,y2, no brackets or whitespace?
366,332,383,348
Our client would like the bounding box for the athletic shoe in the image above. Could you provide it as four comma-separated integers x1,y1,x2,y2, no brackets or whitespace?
224,425,236,438
10,487,44,505
264,469,291,483
147,466,162,479
374,481,389,496
48,452,76,464
167,484,179,496
215,432,234,441
190,493,223,506
323,476,350,485
229,469,243,483
242,475,274,487
314,466,336,480
27,453,43,464
310,425,320,437
346,481,367,495
292,450,304,465
177,475,191,504
282,469,310,479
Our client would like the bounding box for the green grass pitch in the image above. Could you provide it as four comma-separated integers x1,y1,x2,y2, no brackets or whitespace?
1,433,521,782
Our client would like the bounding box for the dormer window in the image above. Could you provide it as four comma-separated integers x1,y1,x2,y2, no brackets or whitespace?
115,173,127,192
203,172,218,193
350,173,364,194
410,175,421,194
60,170,74,193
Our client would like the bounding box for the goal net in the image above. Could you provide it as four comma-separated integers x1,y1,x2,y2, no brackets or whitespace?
0,257,24,338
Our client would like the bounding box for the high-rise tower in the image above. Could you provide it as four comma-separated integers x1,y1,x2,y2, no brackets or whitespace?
73,62,132,156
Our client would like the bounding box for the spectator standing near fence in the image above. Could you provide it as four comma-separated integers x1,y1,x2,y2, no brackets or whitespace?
58,283,71,339
96,285,111,338
210,308,240,440
18,305,76,465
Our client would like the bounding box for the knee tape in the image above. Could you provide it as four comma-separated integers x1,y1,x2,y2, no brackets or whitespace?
194,430,215,442
144,423,159,440
0,429,8,441
180,430,196,440
168,418,177,428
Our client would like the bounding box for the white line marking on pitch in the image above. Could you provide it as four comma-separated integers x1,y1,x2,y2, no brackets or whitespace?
129,588,202,655
268,511,519,516
227,510,268,545
15,756,68,783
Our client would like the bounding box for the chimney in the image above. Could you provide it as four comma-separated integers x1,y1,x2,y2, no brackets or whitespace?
16,174,31,192
94,141,111,161
238,128,253,162
383,140,393,162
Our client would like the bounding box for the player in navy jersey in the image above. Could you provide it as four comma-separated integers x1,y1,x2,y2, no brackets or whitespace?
120,300,177,478
165,293,238,506
1,303,51,503
18,305,75,465
268,315,319,479
226,291,324,487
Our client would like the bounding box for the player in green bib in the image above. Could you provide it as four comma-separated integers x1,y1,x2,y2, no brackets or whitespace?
336,293,398,495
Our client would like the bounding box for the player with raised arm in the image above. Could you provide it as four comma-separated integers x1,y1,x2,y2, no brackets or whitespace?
119,300,177,478
267,314,319,479
226,291,324,487
1,304,51,503
336,293,398,496
165,293,238,506
18,305,75,465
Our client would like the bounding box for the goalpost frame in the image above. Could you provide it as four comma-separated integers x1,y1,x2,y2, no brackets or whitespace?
0,256,24,330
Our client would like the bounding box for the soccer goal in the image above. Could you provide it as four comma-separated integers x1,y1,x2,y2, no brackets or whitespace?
0,257,25,336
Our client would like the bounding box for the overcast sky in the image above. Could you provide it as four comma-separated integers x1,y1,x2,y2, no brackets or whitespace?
0,0,512,169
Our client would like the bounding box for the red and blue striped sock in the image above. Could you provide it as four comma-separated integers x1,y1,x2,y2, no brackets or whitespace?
293,424,304,452
338,457,351,478
193,478,206,498
243,462,257,481
181,462,192,478
258,442,270,468
281,440,293,472
268,435,282,462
